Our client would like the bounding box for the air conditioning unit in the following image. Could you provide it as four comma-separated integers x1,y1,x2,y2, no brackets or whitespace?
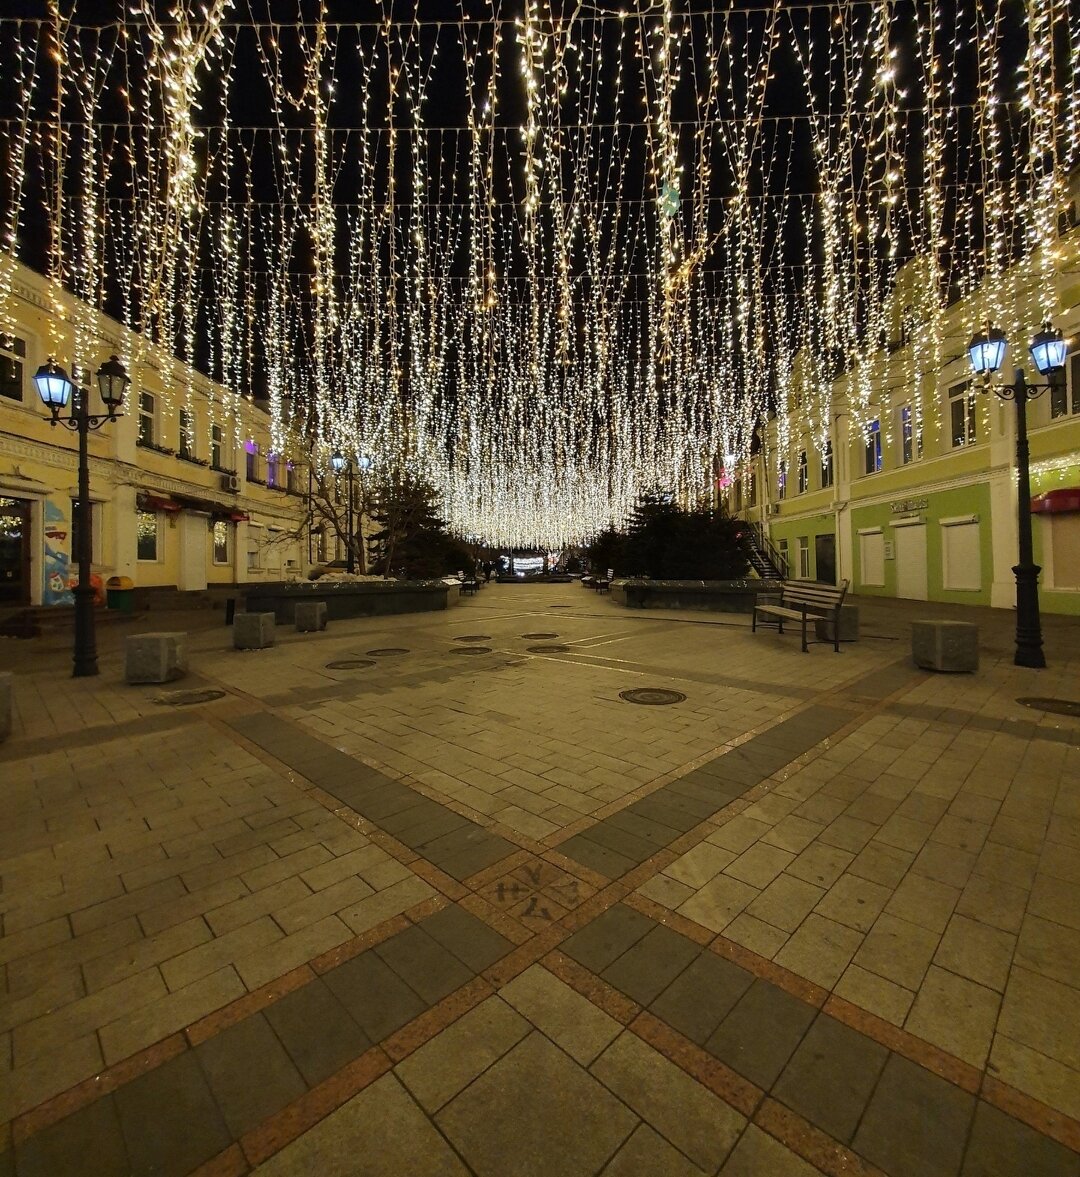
221,473,240,493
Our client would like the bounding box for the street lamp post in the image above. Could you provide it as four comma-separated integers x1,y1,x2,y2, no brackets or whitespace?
33,355,130,678
968,323,1070,669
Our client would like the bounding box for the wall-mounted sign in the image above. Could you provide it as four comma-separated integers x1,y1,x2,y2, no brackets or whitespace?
891,498,928,513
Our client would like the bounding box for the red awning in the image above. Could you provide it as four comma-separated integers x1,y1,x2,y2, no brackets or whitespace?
1031,487,1080,515
137,492,182,513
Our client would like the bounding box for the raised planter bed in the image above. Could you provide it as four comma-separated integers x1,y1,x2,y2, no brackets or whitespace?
610,578,784,613
244,579,454,624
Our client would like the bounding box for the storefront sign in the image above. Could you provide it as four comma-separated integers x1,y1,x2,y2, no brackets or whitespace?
890,497,928,514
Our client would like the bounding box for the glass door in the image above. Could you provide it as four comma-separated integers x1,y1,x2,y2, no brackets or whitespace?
0,497,32,604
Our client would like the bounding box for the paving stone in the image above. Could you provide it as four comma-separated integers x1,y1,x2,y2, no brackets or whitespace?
705,978,816,1088
723,843,795,889
264,978,372,1087
375,924,474,1005
560,904,657,973
600,1124,707,1177
600,924,701,1005
960,1098,1080,1177
559,834,637,879
591,1031,744,1172
834,962,915,1025
323,948,429,1041
115,1050,232,1177
852,913,941,992
196,1011,307,1137
340,876,437,935
396,996,530,1112
723,912,789,958
745,873,824,933
904,965,1001,1068
786,843,854,888
677,873,759,934
773,1013,889,1142
234,913,353,991
499,965,622,1065
14,1094,129,1177
437,1032,637,1177
665,843,736,888
253,1072,472,1177
719,1124,821,1176
853,1053,976,1177
418,903,515,973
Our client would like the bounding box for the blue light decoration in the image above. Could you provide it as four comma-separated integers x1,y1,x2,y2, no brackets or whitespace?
967,326,1007,376
1029,325,1069,376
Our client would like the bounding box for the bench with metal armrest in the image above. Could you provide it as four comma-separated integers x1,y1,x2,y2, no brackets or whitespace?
752,578,849,652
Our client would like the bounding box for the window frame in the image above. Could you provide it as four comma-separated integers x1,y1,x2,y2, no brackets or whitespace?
797,536,810,578
949,380,976,448
821,441,834,489
797,450,809,494
136,509,162,562
179,407,195,460
212,519,231,565
0,333,26,403
137,392,156,447
864,419,882,475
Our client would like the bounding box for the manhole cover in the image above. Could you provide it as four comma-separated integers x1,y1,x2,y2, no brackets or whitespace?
527,644,571,654
325,659,376,670
153,688,227,706
1017,696,1080,718
451,646,492,655
454,635,491,641
366,648,409,656
620,688,686,706
522,632,558,639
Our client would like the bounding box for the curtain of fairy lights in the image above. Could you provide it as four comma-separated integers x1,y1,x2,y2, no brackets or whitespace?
0,0,1077,547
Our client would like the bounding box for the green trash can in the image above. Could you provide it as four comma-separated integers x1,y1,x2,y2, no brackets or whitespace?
106,575,135,613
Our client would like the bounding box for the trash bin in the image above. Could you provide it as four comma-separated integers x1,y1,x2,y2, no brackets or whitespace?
106,575,135,613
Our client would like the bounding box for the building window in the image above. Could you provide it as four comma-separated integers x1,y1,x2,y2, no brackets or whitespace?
900,405,923,463
179,408,195,459
286,463,299,493
821,441,834,488
1051,353,1080,418
864,419,882,474
778,537,789,574
246,443,260,482
136,510,161,561
746,472,756,507
0,334,26,402
777,466,786,500
212,520,230,564
211,424,229,470
733,479,742,512
949,380,976,447
314,528,327,563
797,536,810,578
797,451,808,494
247,535,261,570
267,453,282,488
138,392,156,446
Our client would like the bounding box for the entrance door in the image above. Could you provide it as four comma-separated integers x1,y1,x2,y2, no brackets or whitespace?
894,524,928,600
177,512,208,591
815,534,837,584
0,497,32,604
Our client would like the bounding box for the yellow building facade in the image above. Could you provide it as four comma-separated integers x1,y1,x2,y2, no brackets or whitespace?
0,261,310,610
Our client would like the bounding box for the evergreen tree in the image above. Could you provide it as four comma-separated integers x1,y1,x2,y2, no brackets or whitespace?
365,472,449,577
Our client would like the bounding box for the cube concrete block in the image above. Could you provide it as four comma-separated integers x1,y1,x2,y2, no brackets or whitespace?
0,672,12,742
294,601,327,632
912,620,979,673
233,612,276,650
816,604,860,643
125,633,187,684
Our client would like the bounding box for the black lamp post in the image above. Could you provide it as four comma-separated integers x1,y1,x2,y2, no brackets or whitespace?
967,323,1069,669
329,450,356,573
33,354,129,678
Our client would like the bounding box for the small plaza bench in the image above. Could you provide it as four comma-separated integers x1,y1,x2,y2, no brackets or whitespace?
460,578,480,596
752,578,849,653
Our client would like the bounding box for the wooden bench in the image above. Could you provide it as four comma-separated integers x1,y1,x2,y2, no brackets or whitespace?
594,579,610,594
752,579,849,652
460,578,480,596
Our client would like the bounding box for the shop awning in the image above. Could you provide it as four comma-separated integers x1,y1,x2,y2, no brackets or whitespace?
1031,487,1080,515
137,492,182,513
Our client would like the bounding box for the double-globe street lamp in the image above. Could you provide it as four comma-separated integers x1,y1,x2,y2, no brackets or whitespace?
329,450,373,574
967,323,1070,669
33,354,130,678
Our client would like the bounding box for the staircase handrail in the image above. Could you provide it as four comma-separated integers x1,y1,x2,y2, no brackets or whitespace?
745,520,788,580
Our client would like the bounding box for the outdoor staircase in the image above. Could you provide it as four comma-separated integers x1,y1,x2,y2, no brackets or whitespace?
739,521,788,581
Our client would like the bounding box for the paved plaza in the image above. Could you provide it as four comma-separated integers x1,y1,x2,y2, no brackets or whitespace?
1,583,1080,1176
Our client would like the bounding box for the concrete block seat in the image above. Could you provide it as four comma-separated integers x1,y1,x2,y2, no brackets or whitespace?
234,612,276,650
912,620,979,673
125,632,187,684
294,601,328,632
815,603,860,644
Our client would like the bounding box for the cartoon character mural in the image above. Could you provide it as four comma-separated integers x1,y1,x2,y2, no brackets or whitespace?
42,498,104,606
43,498,73,606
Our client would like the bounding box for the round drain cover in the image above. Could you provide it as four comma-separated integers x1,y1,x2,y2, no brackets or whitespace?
326,659,376,670
451,646,492,655
527,644,571,654
153,688,227,706
620,688,686,706
1017,696,1080,718
454,635,491,642
522,632,558,639
366,648,409,656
